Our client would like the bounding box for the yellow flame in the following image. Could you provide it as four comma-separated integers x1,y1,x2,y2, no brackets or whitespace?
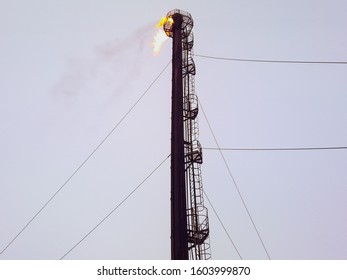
152,16,174,55
157,16,174,27
156,17,167,27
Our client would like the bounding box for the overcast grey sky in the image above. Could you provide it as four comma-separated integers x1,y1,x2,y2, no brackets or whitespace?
1,0,347,260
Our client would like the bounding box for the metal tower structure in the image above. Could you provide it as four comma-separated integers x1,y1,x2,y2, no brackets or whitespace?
164,9,211,260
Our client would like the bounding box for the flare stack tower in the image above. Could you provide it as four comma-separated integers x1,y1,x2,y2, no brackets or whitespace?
164,9,211,260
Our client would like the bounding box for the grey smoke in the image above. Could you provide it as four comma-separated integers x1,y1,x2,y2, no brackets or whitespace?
53,21,156,99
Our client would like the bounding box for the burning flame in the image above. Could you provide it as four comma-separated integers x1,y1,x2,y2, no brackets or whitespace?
152,16,173,55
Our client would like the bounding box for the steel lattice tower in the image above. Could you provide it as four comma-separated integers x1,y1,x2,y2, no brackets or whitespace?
164,9,211,260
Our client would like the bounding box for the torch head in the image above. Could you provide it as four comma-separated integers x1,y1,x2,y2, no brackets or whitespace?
162,16,174,37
